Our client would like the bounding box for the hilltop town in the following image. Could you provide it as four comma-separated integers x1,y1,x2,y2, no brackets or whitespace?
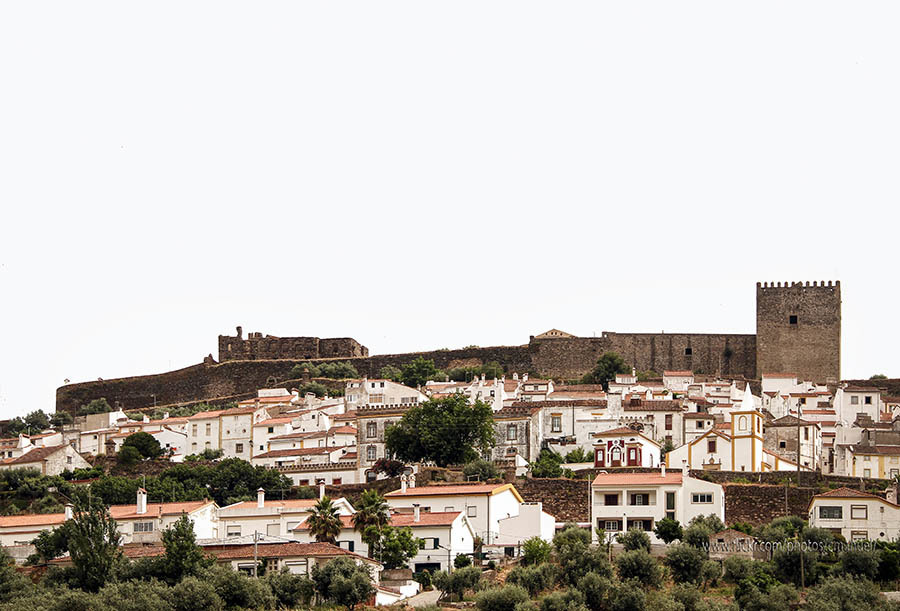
2,279,900,609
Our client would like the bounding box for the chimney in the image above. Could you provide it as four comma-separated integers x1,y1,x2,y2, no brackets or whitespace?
318,480,326,500
64,503,73,520
401,474,408,493
136,488,147,515
143,415,150,423
163,412,169,420
413,503,420,522
661,464,666,478
257,488,265,508
523,373,529,382
408,472,415,489
682,460,689,477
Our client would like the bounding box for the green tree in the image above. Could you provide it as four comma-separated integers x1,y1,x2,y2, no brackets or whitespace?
616,550,662,587
582,353,630,389
870,374,888,380
385,394,495,467
298,382,328,398
530,449,569,478
122,432,163,459
306,497,343,544
463,459,500,481
400,357,444,387
78,398,114,416
475,584,529,611
379,365,403,381
31,520,74,563
160,514,213,583
454,553,472,569
564,448,591,463
435,565,483,601
117,445,142,466
24,410,51,432
265,568,315,610
617,528,651,552
50,411,74,427
521,536,552,566
171,576,225,611
805,574,887,611
311,556,375,611
653,517,682,544
0,548,30,603
67,493,122,592
351,489,390,558
372,526,420,570
664,543,706,584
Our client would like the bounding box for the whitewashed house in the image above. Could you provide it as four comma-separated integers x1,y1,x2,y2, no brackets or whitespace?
808,487,900,541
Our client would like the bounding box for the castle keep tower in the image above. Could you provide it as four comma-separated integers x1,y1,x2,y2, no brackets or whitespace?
756,281,841,383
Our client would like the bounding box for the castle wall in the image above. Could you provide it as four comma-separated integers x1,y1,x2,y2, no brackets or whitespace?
218,328,368,362
756,281,841,383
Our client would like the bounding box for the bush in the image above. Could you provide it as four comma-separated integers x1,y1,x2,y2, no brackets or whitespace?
577,572,613,611
722,555,754,583
506,563,558,596
804,575,885,611
475,585,530,611
264,569,315,610
834,548,880,580
434,566,482,601
615,550,662,588
700,560,721,589
455,553,472,569
298,382,328,398
772,545,821,586
735,582,798,611
117,445,142,466
607,579,646,611
617,528,651,552
564,448,591,464
96,580,175,611
205,565,275,610
653,517,682,544
121,432,163,459
540,588,587,611
558,540,613,585
664,543,706,584
463,459,500,482
530,449,568,478
521,537,552,566
311,556,373,610
413,570,433,589
171,577,225,611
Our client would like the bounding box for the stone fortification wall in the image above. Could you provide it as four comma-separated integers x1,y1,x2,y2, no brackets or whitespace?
217,326,368,362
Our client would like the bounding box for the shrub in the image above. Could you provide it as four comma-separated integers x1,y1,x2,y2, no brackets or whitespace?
506,563,558,596
205,565,276,610
117,445,142,466
834,548,880,580
530,449,567,478
521,537,552,566
735,582,798,611
558,541,613,585
463,459,500,482
171,577,225,611
772,545,821,586
434,566,482,601
564,448,591,464
700,560,721,589
670,584,701,611
96,580,175,611
615,550,662,588
413,570,432,589
553,524,591,551
263,569,315,610
540,588,587,611
455,553,472,569
475,585,530,611
577,572,613,611
121,432,163,459
664,543,706,584
804,575,885,611
607,579,646,611
722,555,754,583
653,517,682,544
617,528,651,552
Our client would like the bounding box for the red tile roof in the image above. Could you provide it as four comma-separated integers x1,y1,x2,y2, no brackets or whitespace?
225,499,319,511
207,542,373,562
0,500,213,528
253,448,333,459
385,484,518,498
295,511,462,531
5,445,67,465
592,472,683,486
664,371,693,376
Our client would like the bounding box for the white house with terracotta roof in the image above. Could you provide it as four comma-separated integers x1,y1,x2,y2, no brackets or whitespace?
294,508,476,572
0,444,90,476
590,465,724,544
267,425,358,452
0,488,217,546
808,487,900,541
252,416,295,455
344,379,427,410
186,405,270,459
592,427,660,468
835,385,885,425
663,371,695,393
217,489,353,540
250,446,350,469
384,480,546,546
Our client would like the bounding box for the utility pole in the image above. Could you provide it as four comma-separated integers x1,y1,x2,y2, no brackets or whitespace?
253,530,259,578
797,400,803,487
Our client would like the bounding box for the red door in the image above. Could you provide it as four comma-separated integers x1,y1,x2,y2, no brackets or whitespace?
594,448,605,467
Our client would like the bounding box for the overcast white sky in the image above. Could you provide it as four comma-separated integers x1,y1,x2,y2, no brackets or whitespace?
1,2,898,419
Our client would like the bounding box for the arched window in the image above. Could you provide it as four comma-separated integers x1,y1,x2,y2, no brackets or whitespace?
738,416,748,431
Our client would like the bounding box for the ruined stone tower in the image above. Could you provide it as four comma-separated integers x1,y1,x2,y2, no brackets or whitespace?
756,281,841,383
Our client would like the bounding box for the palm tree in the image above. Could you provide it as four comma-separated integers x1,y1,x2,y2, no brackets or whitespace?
352,489,390,557
306,497,343,544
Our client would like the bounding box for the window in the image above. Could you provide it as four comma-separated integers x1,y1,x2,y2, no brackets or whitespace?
696,421,704,429
666,492,675,511
134,522,154,533
226,525,242,537
665,415,672,430
799,398,806,405
708,439,717,453
692,493,713,504
819,506,842,519
267,427,274,434
684,347,692,356
369,394,384,404
507,425,518,441
551,416,562,432
67,456,72,465
789,315,798,325
235,443,244,454
865,396,872,405
259,445,264,451
630,494,649,506
851,531,869,541
468,506,477,517
333,478,341,485
338,540,355,552
420,538,439,550
851,396,859,405
192,442,197,450
205,441,211,448
205,423,211,436
604,520,621,531
192,424,198,436
267,523,280,537
366,445,376,461
864,469,871,478
779,441,786,449
804,428,809,441
380,382,385,388
738,416,747,431
851,505,868,520
604,494,619,506
366,422,377,438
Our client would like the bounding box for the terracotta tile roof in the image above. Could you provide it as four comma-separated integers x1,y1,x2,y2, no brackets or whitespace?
333,411,357,420
253,448,333,459
188,410,225,420
269,431,317,441
664,371,693,376
684,413,714,419
295,511,461,531
510,400,607,408
329,426,358,435
238,396,295,404
385,484,517,498
592,472,683,486
815,487,885,499
255,417,296,426
5,445,66,465
844,386,883,393
0,500,213,528
494,406,542,418
593,426,644,436
623,399,682,412
554,385,606,392
762,373,798,378
207,541,372,561
225,499,319,511
849,445,900,455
